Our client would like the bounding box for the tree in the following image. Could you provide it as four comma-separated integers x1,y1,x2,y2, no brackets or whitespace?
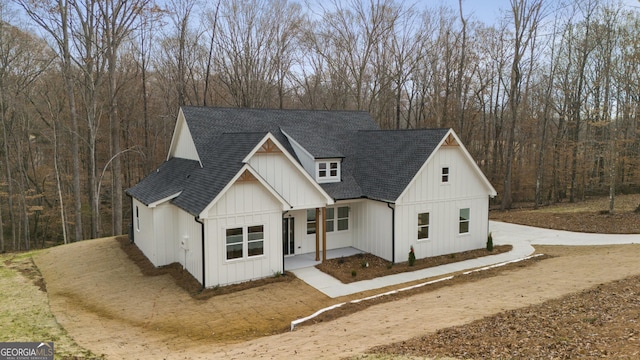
501,0,543,210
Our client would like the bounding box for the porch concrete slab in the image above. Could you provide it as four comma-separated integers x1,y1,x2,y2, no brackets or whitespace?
290,221,639,298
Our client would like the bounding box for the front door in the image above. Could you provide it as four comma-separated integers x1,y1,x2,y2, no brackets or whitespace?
282,217,295,256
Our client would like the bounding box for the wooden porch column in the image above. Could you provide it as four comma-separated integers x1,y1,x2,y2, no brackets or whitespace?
322,207,327,262
315,208,320,261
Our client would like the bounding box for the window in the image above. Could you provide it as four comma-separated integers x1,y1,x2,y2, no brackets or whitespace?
337,206,349,231
459,208,470,234
325,206,349,232
135,206,140,231
307,209,316,234
226,225,265,260
417,212,429,240
316,160,341,183
247,225,264,256
226,228,243,260
326,208,334,232
442,167,450,183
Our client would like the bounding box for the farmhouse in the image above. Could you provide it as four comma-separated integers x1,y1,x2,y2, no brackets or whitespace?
126,107,497,287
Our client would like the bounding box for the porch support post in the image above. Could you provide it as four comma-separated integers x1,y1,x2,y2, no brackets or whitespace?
322,207,327,262
315,208,320,261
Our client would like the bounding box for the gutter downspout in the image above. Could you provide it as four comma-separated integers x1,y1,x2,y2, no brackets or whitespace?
195,216,205,290
387,202,395,264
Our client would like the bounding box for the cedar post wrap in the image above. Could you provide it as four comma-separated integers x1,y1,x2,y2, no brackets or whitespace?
322,207,327,262
315,208,320,261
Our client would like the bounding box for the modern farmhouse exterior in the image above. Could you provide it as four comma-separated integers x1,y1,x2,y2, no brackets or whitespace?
126,107,497,287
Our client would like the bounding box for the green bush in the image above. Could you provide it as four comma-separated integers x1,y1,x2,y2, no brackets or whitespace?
408,246,416,266
487,232,494,252
351,269,357,277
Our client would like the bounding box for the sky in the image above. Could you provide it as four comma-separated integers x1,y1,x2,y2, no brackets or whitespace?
439,0,640,24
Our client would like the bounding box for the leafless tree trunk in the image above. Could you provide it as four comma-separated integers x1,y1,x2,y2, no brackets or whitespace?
501,0,543,210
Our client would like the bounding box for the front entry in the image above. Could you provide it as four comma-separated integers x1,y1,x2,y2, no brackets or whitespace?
283,217,295,255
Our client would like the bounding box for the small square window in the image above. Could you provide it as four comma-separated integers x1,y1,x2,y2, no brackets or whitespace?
442,167,449,183
319,162,327,177
330,162,338,177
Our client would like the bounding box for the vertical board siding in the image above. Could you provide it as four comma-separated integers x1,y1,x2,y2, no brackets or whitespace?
154,204,178,266
132,198,157,265
395,146,491,263
248,153,326,209
175,207,203,284
204,181,284,287
352,200,393,261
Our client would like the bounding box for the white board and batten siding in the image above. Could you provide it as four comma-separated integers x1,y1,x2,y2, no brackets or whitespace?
248,153,327,209
204,180,284,287
394,146,491,263
131,198,157,265
351,200,393,261
131,198,203,284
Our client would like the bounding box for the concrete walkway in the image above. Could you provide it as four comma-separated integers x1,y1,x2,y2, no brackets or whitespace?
290,221,640,298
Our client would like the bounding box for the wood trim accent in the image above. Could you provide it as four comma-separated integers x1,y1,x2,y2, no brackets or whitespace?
315,208,320,261
236,170,258,182
257,138,282,153
322,207,327,262
443,133,459,146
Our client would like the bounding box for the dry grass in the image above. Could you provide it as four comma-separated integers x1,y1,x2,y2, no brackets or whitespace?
0,252,100,359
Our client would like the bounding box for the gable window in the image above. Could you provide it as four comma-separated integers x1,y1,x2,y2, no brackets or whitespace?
417,212,429,240
307,209,316,234
226,225,265,260
316,160,341,183
325,206,349,232
441,167,450,183
459,208,470,234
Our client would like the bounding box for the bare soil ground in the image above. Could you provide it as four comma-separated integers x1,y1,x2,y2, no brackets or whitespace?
8,193,640,359
490,193,640,234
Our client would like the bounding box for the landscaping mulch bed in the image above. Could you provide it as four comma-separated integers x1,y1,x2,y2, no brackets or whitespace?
316,245,512,283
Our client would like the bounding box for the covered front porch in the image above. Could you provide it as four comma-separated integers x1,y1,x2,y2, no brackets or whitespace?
284,247,364,270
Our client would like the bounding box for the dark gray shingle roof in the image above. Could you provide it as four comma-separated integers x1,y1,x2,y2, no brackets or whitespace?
127,107,451,214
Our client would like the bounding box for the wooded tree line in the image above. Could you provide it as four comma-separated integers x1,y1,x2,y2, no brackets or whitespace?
0,0,638,251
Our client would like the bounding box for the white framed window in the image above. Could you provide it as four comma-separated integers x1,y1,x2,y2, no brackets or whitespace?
226,228,243,260
316,160,341,183
135,206,140,231
417,212,429,240
247,225,264,257
226,225,265,260
441,166,450,183
307,209,316,234
459,208,470,234
325,206,349,232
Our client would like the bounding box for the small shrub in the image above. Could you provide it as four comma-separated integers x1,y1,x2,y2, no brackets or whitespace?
338,257,345,265
351,269,357,277
273,271,282,278
487,232,494,252
449,253,456,259
361,260,369,268
408,246,416,266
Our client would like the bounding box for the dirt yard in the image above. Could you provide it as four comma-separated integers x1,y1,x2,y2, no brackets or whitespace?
23,194,640,359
